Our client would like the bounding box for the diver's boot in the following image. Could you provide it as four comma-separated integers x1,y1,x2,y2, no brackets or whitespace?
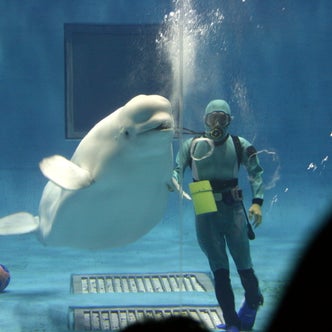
213,268,241,330
217,324,240,332
237,299,264,330
238,268,264,330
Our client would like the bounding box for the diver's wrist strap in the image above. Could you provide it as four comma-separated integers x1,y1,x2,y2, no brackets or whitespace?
252,198,263,206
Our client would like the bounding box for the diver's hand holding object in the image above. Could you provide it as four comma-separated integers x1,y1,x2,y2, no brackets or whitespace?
167,177,192,200
249,203,262,228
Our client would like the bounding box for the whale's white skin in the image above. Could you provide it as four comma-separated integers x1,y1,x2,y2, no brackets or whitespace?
0,95,174,249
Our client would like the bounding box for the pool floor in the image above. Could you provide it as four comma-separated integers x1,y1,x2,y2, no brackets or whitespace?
0,215,303,332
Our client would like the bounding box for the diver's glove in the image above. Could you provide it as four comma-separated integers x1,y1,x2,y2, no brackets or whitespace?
249,203,262,228
167,177,191,200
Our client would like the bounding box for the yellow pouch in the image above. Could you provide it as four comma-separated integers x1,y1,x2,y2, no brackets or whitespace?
189,180,217,215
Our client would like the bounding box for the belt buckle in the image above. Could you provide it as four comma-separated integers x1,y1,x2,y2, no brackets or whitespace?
231,187,243,201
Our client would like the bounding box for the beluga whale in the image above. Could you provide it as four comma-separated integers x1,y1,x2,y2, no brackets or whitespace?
0,94,174,249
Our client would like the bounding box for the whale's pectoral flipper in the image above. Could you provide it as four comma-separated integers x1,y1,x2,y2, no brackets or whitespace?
39,155,94,190
0,212,39,235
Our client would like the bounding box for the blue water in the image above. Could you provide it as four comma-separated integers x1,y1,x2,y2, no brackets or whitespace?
0,1,331,331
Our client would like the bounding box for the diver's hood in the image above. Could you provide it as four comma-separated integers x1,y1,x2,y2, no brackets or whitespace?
204,99,231,141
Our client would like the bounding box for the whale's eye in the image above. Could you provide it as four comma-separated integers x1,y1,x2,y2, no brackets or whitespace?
121,127,131,138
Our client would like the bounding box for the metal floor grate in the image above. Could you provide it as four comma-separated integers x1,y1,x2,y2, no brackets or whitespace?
69,305,224,331
71,272,214,294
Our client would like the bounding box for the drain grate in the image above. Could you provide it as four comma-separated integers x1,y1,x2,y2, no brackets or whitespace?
69,305,224,331
71,272,214,294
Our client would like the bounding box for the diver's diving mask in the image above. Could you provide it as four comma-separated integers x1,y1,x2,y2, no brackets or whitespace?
205,111,231,139
205,111,231,128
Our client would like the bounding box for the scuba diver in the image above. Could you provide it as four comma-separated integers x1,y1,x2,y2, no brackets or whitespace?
169,100,264,332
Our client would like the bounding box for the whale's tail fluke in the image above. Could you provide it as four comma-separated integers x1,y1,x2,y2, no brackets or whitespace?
0,212,39,235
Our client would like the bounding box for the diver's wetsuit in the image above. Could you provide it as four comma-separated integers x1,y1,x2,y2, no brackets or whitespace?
173,133,264,329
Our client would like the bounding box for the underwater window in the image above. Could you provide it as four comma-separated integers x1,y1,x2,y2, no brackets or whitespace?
65,23,171,139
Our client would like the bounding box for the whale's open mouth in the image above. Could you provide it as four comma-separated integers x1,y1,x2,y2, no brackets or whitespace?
155,121,173,131
137,115,174,135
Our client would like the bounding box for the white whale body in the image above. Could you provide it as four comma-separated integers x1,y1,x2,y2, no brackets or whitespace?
0,95,174,249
